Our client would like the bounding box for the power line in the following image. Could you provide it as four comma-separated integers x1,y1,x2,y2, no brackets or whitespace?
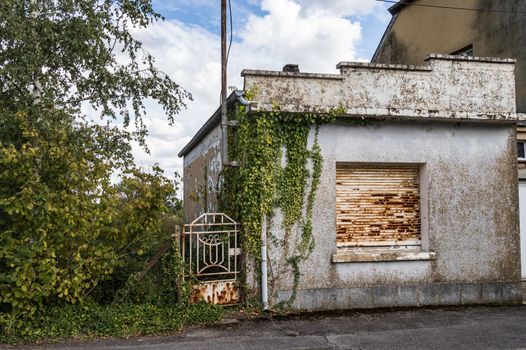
375,0,526,14
227,0,233,65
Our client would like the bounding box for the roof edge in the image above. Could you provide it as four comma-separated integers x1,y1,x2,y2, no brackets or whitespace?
241,69,343,80
178,91,246,158
388,0,415,15
337,61,431,71
425,53,516,63
250,104,520,122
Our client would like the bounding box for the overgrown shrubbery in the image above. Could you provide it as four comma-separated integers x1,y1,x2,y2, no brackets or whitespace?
0,109,200,340
0,302,224,344
0,108,224,343
0,109,164,317
0,0,223,344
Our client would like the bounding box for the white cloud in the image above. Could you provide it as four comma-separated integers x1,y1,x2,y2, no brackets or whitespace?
237,0,363,73
300,0,379,17
126,0,379,182
126,21,221,178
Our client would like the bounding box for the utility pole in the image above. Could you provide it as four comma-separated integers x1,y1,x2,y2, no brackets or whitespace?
220,0,228,166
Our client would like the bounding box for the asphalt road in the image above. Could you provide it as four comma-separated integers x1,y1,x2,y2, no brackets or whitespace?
9,305,526,350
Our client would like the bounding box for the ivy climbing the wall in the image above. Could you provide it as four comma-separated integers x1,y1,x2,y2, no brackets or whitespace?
218,91,343,306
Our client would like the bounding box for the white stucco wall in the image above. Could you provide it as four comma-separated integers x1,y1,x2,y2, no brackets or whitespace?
265,121,521,309
182,55,523,309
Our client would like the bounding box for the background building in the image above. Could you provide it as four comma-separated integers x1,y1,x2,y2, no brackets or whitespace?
373,0,526,282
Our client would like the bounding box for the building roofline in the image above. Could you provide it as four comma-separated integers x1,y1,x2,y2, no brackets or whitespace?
424,53,516,63
372,1,408,63
337,60,432,71
347,55,515,72
388,0,415,15
241,69,343,80
178,91,247,158
371,12,397,63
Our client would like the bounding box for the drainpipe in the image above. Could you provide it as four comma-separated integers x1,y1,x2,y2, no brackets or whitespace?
261,214,269,310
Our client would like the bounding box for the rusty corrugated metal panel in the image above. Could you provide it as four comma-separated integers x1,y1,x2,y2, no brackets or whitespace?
336,164,421,247
190,280,240,305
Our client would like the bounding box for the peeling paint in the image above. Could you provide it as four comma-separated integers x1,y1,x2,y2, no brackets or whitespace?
243,56,517,120
183,125,222,223
190,280,240,305
332,249,436,263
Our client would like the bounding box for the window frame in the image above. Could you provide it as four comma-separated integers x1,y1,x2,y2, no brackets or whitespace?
518,141,526,162
332,162,433,263
450,44,474,57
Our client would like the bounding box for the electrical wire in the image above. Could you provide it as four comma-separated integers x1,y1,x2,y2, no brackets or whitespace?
375,0,526,14
227,0,233,66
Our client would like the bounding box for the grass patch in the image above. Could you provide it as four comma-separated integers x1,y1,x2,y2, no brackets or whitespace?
0,302,224,345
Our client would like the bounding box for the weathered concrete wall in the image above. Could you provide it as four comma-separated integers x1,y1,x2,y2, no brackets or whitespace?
373,0,526,113
183,125,222,223
241,57,522,309
476,0,526,114
243,56,519,120
268,121,522,309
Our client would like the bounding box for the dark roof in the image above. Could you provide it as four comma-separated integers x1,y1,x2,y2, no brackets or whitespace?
388,0,415,15
178,90,248,158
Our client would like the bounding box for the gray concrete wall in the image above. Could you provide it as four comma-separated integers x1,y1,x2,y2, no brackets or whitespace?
183,125,222,223
373,0,526,113
268,121,522,309
243,56,519,121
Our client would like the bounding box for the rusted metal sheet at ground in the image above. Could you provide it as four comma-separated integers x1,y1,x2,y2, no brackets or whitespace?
190,280,240,305
336,164,421,247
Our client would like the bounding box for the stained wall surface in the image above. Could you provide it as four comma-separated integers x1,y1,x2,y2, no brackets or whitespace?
181,56,522,309
183,125,222,223
243,56,518,119
269,121,521,309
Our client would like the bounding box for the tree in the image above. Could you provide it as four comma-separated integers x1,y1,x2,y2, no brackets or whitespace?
0,0,190,138
0,0,189,327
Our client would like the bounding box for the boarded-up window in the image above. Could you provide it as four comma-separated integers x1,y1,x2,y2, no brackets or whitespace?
336,164,421,248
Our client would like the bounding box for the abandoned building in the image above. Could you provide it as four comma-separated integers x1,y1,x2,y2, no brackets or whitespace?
373,0,526,283
178,55,524,309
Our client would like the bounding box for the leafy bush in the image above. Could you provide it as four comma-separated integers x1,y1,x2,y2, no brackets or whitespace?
0,110,176,328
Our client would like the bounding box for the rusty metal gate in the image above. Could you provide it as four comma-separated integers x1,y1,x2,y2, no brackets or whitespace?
180,213,241,305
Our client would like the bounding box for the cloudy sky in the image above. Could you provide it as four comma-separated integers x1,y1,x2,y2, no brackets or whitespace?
129,0,392,180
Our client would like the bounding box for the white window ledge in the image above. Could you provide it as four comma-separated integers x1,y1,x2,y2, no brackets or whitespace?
332,249,436,263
